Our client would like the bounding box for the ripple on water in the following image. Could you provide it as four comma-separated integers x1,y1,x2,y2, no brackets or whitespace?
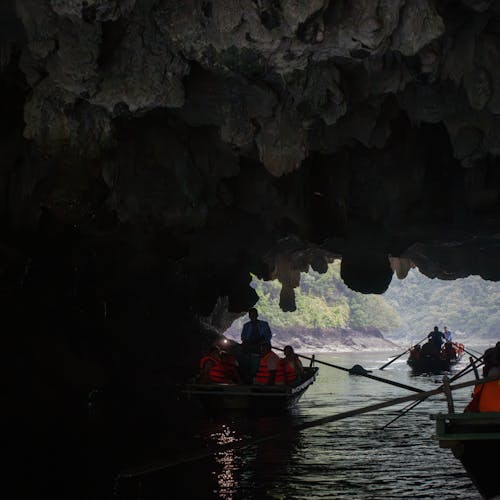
129,351,483,499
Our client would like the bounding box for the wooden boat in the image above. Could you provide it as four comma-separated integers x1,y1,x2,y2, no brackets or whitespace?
181,365,319,413
432,412,500,499
407,343,464,374
407,355,453,374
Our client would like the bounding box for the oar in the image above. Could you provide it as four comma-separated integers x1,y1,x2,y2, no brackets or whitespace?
273,346,424,393
379,335,429,370
117,375,499,479
380,355,484,429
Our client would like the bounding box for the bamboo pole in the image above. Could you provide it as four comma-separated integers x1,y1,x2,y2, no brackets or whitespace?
380,355,484,429
273,345,424,393
379,335,429,370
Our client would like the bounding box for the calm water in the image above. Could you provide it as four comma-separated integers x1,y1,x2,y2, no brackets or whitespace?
115,346,489,500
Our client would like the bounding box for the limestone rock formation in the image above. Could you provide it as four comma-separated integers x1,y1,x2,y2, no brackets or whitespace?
3,1,500,422
1,0,500,299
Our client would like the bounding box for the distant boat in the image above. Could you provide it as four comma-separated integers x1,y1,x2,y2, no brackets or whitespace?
181,365,319,413
407,342,464,374
433,412,500,499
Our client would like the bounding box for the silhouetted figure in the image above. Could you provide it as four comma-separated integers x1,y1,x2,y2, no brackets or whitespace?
409,344,422,362
241,308,272,382
465,345,500,412
428,326,446,351
421,340,438,359
241,308,272,353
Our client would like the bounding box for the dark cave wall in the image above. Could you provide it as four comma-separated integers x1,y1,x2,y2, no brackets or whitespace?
2,0,500,439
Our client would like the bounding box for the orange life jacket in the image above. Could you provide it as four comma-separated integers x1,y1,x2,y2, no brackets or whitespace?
474,379,500,412
254,352,278,385
199,355,231,384
276,358,298,385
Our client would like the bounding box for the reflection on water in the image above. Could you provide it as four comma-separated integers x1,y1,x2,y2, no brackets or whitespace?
117,348,489,499
211,424,241,498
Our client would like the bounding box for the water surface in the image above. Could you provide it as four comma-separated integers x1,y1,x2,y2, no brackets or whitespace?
118,348,485,499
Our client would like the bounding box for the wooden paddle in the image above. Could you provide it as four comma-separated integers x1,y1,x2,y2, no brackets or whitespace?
273,345,424,393
379,335,429,370
117,374,499,479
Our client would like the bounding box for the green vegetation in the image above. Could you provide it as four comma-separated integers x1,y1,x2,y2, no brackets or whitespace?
249,261,401,333
240,261,500,341
383,269,500,339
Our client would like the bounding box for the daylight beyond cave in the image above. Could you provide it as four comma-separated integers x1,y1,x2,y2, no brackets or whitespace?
224,263,500,352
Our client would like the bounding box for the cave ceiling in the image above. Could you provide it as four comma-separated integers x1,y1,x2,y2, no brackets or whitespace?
2,0,500,316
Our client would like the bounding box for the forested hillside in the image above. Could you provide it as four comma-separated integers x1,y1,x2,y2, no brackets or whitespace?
224,261,500,348
224,262,401,350
383,270,500,340
252,264,401,332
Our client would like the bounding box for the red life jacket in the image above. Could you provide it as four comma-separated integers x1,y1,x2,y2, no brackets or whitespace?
199,355,230,384
276,358,297,385
254,352,279,385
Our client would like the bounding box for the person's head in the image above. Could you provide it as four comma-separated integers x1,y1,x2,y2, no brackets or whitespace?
434,326,439,332
249,308,258,322
284,345,295,357
444,326,448,331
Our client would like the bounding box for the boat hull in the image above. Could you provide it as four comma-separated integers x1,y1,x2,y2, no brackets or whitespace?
408,356,452,374
182,366,318,413
433,412,500,499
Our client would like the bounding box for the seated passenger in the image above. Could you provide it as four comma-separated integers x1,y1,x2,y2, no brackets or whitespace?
441,341,456,361
199,346,232,384
482,346,500,377
465,346,500,412
277,345,304,385
421,340,438,359
254,341,280,385
220,350,242,384
409,345,421,362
